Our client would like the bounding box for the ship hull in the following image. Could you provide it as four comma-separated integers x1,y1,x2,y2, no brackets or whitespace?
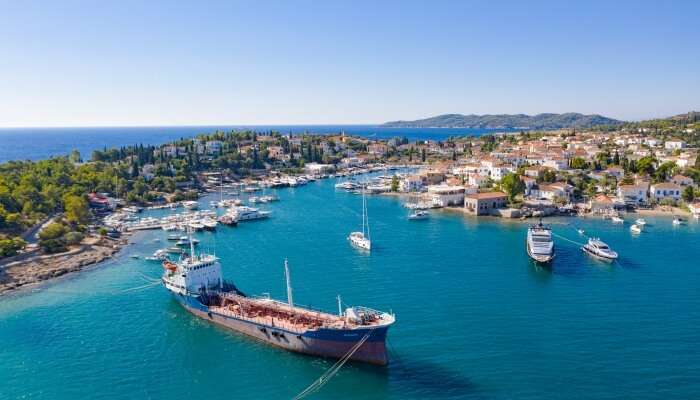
172,292,390,365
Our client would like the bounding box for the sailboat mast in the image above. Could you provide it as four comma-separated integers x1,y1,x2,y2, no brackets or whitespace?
364,179,370,239
362,180,367,236
284,258,293,307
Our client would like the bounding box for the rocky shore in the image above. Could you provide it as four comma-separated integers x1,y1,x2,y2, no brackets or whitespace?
0,235,130,296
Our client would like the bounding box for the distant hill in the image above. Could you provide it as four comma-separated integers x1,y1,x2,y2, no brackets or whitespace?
381,113,624,130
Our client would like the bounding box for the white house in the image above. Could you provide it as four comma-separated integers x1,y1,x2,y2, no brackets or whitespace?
650,182,682,202
616,183,649,205
427,185,465,207
205,140,223,155
543,157,569,171
665,140,686,150
671,175,694,186
304,163,334,174
534,182,573,201
400,175,424,192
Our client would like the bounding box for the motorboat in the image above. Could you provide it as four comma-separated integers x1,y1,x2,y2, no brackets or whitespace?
611,216,624,223
526,222,554,263
145,249,169,262
408,210,429,220
230,206,271,221
201,219,218,231
577,229,585,235
630,224,642,234
635,218,647,226
166,234,180,241
672,216,684,225
176,237,200,247
162,224,178,231
582,238,618,261
217,214,239,226
182,201,199,210
165,246,185,254
188,222,205,231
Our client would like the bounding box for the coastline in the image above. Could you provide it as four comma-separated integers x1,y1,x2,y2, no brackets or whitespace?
0,234,131,296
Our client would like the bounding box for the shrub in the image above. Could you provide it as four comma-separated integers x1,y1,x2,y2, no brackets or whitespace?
0,236,26,257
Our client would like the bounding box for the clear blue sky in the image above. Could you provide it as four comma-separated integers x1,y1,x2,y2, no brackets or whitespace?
0,0,698,127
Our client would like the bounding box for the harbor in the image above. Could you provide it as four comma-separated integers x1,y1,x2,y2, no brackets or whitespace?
1,174,699,400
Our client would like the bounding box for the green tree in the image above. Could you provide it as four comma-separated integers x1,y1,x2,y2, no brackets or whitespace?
0,236,26,257
38,222,69,253
682,185,695,202
63,195,90,224
500,173,525,204
69,149,82,164
636,156,656,175
570,157,588,170
390,175,399,192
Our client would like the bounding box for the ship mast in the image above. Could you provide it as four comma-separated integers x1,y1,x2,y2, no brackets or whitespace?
284,258,293,307
189,227,196,260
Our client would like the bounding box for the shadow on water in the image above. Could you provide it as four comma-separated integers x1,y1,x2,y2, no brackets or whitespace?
378,356,485,399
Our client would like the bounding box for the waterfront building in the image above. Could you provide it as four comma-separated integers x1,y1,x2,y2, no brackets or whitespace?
532,182,574,202
427,185,465,207
304,163,334,174
588,194,616,213
464,192,507,215
616,183,649,205
399,175,424,192
650,182,682,202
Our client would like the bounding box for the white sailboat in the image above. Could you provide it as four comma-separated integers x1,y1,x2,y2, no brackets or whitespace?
349,184,371,251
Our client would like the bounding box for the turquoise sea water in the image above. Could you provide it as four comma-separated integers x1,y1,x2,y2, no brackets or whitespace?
0,126,515,163
1,177,699,399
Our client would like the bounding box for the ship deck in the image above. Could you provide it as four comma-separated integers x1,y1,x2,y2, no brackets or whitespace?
208,292,384,334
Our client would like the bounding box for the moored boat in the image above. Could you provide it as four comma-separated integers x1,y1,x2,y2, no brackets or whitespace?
349,184,372,251
582,238,618,261
408,210,429,220
526,222,554,263
161,250,395,365
630,224,642,234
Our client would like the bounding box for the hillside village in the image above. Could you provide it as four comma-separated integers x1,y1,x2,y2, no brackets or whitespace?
2,115,700,261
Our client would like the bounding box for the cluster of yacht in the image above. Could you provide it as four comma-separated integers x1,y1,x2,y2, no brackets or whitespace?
527,221,619,265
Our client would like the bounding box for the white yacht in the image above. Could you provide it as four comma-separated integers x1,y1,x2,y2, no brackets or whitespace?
672,216,684,225
582,238,618,261
145,249,169,262
526,222,554,263
611,216,624,223
349,185,371,251
182,201,199,210
635,218,647,226
630,224,642,234
408,210,429,220
230,206,271,222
